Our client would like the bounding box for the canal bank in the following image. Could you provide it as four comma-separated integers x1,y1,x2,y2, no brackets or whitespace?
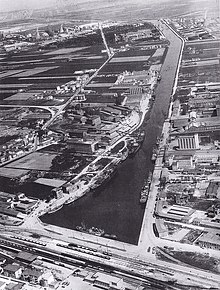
138,19,183,243
138,20,184,251
41,20,183,245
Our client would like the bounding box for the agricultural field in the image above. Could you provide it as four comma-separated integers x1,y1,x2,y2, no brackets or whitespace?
178,41,220,86
0,43,106,102
116,48,156,58
0,90,70,106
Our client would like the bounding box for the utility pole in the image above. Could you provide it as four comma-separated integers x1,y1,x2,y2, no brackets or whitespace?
217,0,220,18
204,10,207,26
36,27,40,40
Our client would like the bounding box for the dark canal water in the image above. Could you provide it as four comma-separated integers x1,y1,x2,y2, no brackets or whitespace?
41,23,182,245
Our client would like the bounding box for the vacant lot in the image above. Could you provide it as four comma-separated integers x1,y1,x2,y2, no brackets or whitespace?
110,55,151,63
6,152,58,171
169,251,220,273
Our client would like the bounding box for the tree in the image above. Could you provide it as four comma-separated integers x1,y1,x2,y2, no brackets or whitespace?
160,176,167,188
45,26,54,37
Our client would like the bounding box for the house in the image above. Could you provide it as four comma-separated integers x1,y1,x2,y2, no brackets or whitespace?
0,281,6,290
21,268,43,284
5,282,24,290
3,264,22,279
39,271,55,287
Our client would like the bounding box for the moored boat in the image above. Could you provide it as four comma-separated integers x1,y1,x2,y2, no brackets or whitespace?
103,233,117,240
140,172,152,203
91,168,117,191
128,142,141,157
156,137,160,146
75,223,105,237
48,204,63,214
140,195,147,203
151,147,159,162
128,130,145,157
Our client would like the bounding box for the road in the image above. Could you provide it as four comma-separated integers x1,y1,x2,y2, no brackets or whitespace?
42,52,115,130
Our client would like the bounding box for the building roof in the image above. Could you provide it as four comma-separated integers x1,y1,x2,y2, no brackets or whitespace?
15,201,36,210
88,115,100,120
84,94,117,103
0,207,19,217
198,231,220,245
67,277,95,290
5,283,24,290
0,168,29,178
206,181,219,195
173,155,192,160
95,272,122,284
102,107,121,115
0,281,5,288
22,268,42,278
16,251,37,263
109,105,131,112
67,128,87,134
155,219,167,234
4,264,21,273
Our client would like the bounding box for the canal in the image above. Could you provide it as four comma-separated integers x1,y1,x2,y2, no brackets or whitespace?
41,22,183,245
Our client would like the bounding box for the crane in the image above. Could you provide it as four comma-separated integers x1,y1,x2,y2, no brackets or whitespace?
99,23,111,58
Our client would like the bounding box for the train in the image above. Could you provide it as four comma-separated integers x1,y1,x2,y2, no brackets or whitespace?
56,242,111,260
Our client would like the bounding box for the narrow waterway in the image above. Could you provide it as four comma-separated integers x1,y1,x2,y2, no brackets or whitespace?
41,23,182,245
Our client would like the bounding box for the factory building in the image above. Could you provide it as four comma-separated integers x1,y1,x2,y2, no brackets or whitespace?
177,134,199,150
